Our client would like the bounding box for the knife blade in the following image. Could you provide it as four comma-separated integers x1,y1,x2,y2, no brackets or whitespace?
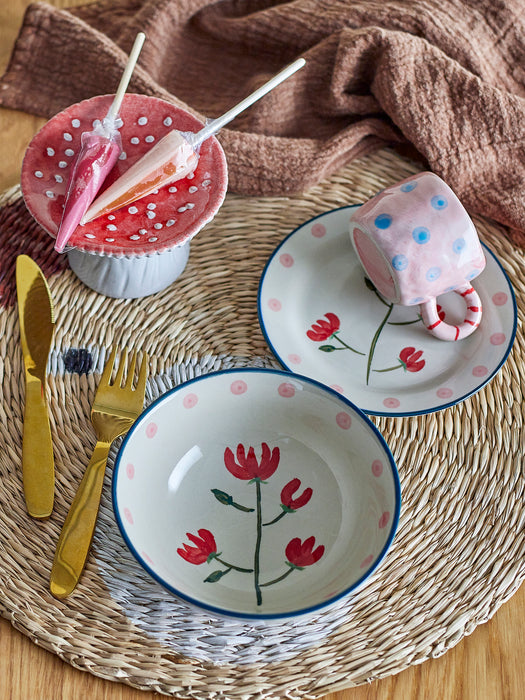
16,255,55,518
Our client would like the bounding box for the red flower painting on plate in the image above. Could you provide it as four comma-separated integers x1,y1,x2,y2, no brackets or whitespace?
306,279,426,385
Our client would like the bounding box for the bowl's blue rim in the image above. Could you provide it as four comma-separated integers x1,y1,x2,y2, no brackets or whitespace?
257,205,518,418
112,366,402,621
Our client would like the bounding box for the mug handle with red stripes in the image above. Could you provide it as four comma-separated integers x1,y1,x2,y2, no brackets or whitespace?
419,284,482,341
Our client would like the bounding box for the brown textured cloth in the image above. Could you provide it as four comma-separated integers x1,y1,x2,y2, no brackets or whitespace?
2,0,525,245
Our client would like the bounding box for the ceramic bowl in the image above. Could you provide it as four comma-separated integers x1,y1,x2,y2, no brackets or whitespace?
21,94,228,298
113,368,401,620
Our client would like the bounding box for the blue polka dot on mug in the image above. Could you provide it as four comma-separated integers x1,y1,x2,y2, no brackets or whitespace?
426,266,442,281
412,227,430,244
375,214,392,229
431,194,448,210
401,182,417,192
453,237,466,253
392,254,408,271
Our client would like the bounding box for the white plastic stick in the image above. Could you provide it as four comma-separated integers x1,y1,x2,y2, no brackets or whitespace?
106,32,146,122
192,57,306,145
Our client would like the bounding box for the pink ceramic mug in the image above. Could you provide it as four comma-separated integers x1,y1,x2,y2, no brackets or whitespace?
349,172,486,341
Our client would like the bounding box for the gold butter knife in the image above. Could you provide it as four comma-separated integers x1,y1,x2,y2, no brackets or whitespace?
16,255,55,518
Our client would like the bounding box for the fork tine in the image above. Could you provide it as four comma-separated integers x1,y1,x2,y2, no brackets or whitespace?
125,350,137,388
114,347,128,386
100,346,118,386
135,352,149,400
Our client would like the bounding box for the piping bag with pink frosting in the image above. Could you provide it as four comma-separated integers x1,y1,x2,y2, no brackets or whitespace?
81,58,306,224
54,33,146,252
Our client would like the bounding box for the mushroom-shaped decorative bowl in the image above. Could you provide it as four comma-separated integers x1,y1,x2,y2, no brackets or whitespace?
112,368,401,620
21,94,228,298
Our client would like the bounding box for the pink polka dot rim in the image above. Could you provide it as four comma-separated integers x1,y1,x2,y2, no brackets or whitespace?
436,387,453,399
379,512,390,529
21,94,228,257
492,292,508,306
182,393,199,408
335,411,352,429
490,333,506,346
372,460,383,477
141,551,154,565
383,398,401,409
472,365,488,377
279,253,294,268
145,423,158,439
267,298,282,312
311,223,327,238
277,382,296,398
112,368,401,619
360,555,374,569
230,380,248,395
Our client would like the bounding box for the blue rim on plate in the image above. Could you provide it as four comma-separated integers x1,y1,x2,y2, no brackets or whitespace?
112,368,401,620
257,206,517,417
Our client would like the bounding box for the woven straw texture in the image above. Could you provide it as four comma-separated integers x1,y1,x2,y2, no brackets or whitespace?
0,148,524,698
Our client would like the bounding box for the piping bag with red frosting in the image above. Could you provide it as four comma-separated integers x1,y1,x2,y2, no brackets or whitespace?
81,58,306,224
54,32,146,252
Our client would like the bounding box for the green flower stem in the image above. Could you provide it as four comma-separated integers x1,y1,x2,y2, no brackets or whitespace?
215,556,253,573
373,363,403,373
260,567,295,587
366,303,393,385
372,288,390,307
388,317,422,326
332,333,365,355
367,278,420,324
263,510,287,527
254,481,263,605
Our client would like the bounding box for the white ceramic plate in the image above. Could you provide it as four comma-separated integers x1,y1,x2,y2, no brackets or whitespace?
258,207,517,416
113,369,401,620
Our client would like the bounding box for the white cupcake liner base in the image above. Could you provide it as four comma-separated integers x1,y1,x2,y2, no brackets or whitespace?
67,243,190,298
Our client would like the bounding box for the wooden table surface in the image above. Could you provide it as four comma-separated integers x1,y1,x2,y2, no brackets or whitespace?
0,2,524,699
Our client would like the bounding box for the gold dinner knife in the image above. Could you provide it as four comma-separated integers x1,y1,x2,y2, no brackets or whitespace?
16,255,55,518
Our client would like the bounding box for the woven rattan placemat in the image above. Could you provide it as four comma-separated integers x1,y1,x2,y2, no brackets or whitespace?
0,149,524,698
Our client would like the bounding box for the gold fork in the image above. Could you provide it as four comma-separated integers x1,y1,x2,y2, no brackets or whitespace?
50,347,148,599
